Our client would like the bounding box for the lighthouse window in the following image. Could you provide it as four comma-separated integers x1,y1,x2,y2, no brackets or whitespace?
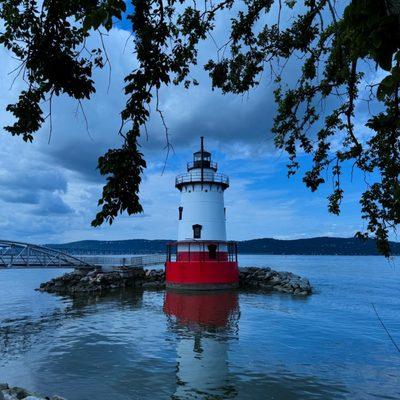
208,244,217,260
192,224,202,239
178,206,183,220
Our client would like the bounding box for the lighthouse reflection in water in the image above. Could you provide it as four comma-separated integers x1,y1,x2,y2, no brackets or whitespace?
164,290,239,399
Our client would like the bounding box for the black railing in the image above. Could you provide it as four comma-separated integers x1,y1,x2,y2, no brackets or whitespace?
166,241,238,263
175,172,229,188
187,161,218,171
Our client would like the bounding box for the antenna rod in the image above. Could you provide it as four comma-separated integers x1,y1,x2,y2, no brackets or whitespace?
200,136,204,185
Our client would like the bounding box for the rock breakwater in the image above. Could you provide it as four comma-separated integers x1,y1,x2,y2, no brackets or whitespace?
38,267,312,296
37,267,164,294
0,383,65,400
239,267,312,295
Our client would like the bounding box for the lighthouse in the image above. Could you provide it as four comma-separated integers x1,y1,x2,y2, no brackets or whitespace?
165,137,239,290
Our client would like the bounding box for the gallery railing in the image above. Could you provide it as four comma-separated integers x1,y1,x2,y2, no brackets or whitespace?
175,172,229,188
166,241,238,263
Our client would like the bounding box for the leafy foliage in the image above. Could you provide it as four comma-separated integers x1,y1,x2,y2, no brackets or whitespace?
0,0,399,255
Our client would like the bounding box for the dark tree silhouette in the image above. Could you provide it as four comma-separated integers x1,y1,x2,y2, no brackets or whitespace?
0,0,399,255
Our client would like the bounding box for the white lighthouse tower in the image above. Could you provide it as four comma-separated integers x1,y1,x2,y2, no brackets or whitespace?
165,137,238,289
177,137,227,242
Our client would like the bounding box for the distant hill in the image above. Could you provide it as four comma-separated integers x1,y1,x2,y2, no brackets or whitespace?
47,237,400,256
237,237,400,255
47,239,170,255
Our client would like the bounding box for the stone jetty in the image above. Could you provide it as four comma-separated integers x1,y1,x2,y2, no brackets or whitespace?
38,266,312,296
239,267,312,295
0,383,65,400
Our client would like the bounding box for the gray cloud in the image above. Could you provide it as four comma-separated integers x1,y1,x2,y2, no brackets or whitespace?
0,169,67,193
0,15,384,243
32,192,73,216
0,190,40,204
0,157,69,216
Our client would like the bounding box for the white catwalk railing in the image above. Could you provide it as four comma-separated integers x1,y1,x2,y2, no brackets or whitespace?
175,171,229,187
80,254,166,268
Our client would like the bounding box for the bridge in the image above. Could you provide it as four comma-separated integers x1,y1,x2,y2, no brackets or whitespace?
0,240,94,269
0,240,166,269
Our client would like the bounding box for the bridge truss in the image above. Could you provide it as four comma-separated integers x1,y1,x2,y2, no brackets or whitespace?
0,240,94,269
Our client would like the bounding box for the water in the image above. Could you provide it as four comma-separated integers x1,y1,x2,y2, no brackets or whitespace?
0,255,399,400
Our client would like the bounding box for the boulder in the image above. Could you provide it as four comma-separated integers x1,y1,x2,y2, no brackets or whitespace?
298,290,309,296
87,270,98,278
10,387,32,399
74,269,87,276
269,276,282,286
264,271,274,280
274,285,292,293
142,281,165,289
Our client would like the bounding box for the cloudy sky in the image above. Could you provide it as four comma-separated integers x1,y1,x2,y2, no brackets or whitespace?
0,4,391,245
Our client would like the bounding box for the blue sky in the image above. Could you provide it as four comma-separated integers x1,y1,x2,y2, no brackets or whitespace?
0,3,393,244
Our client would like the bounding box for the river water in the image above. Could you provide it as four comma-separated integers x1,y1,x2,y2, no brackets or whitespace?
0,255,399,400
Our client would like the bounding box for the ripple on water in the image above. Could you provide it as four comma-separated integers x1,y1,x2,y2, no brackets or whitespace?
0,257,399,399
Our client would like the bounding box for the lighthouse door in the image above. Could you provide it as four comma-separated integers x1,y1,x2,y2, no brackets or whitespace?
207,244,217,260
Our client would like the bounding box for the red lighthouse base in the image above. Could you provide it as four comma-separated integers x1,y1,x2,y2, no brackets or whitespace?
165,241,239,290
165,260,239,290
